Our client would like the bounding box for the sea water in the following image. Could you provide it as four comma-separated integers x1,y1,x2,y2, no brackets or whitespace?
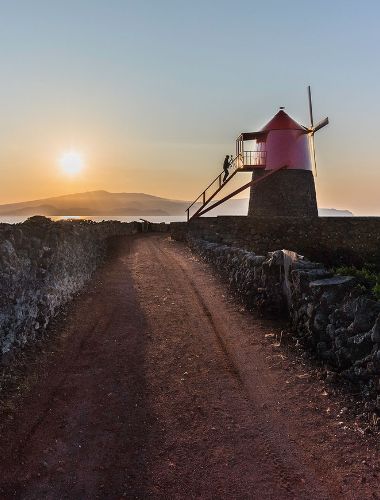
0,215,187,225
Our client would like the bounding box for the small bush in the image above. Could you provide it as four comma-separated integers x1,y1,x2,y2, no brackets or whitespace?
373,283,380,301
334,264,380,301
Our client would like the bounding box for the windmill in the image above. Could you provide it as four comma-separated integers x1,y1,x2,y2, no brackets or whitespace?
186,87,329,220
307,86,329,176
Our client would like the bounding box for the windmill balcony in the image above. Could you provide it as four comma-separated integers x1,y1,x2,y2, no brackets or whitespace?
241,150,267,170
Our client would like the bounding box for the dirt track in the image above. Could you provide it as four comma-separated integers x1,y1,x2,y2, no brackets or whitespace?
0,234,379,499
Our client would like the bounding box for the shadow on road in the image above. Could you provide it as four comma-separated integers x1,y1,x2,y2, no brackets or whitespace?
0,235,157,499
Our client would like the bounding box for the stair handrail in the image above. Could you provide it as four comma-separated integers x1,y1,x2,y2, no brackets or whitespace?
186,154,242,218
195,164,287,218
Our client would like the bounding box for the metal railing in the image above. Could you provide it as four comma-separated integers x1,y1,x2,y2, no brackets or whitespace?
243,150,267,166
195,164,286,218
186,154,242,221
186,150,267,221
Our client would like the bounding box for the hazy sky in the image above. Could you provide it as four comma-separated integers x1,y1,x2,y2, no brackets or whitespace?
0,0,379,214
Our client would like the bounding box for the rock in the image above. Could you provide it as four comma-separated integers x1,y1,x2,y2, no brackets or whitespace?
309,276,356,289
370,314,380,343
334,333,347,349
348,297,380,335
306,303,314,318
326,324,336,338
313,311,328,333
291,268,332,294
346,331,373,361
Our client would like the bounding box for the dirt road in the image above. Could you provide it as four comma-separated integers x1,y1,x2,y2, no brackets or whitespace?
0,234,379,499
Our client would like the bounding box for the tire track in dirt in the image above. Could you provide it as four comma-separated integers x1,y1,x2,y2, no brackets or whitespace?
13,312,116,461
0,234,379,499
153,235,380,500
148,237,331,499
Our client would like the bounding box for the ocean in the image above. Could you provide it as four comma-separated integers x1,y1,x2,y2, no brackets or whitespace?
0,215,187,225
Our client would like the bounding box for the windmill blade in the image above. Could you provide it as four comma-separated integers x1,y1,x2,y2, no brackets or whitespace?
308,85,314,128
306,86,328,176
309,133,318,177
313,116,329,133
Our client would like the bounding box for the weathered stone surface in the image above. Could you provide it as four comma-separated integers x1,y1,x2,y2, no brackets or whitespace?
248,169,318,218
309,276,355,288
370,315,380,343
171,216,380,267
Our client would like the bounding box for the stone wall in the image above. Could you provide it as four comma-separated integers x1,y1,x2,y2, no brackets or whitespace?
171,216,380,267
248,169,318,217
189,238,380,396
0,216,160,359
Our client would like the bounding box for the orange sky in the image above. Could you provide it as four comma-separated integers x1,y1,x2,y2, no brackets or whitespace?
0,1,379,216
1,127,378,216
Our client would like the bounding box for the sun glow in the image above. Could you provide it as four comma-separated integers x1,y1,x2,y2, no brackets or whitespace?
59,150,85,176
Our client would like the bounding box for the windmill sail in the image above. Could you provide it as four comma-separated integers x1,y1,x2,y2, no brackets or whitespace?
307,86,329,177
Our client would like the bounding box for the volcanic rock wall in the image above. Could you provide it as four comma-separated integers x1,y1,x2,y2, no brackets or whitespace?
171,216,380,267
0,217,144,358
188,238,380,393
248,169,318,217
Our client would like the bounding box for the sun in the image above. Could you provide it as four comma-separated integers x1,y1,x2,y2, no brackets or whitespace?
59,150,85,176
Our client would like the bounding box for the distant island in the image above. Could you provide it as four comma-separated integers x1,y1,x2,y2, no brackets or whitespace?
0,191,187,217
0,190,354,217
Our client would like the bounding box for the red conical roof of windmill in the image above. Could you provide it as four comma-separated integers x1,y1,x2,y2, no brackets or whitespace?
260,109,307,132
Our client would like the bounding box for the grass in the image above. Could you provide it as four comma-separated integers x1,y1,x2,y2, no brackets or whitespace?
334,264,380,301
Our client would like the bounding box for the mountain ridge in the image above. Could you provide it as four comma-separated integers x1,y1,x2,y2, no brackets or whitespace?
0,191,188,216
0,191,354,217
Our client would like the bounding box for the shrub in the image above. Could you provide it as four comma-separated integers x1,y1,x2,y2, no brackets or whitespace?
334,264,380,301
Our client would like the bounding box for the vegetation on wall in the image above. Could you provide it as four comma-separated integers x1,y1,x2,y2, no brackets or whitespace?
334,264,380,300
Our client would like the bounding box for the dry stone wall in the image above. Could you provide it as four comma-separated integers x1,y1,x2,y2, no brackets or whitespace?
171,216,380,267
0,216,144,358
188,237,380,394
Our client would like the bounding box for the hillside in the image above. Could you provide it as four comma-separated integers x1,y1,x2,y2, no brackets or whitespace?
0,191,188,216
0,191,354,217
